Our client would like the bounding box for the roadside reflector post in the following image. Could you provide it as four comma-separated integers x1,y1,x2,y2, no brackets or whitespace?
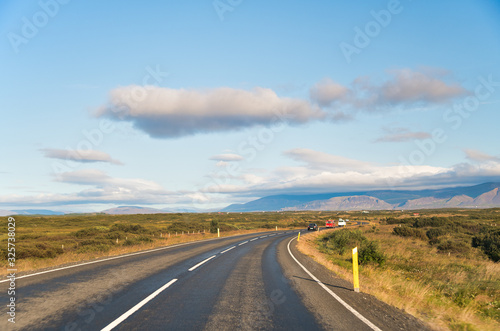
352,247,360,293
217,228,220,238
276,226,278,231
297,232,300,241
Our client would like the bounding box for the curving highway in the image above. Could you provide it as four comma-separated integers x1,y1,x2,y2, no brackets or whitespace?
0,230,428,330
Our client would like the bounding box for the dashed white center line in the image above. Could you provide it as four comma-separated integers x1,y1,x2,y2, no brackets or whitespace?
260,236,268,238
220,246,236,254
188,255,216,271
101,278,178,331
238,241,248,246
250,238,258,241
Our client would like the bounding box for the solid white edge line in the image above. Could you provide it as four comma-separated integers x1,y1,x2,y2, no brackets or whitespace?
101,278,177,331
220,246,236,254
287,237,382,331
188,255,216,271
238,241,248,246
0,231,272,283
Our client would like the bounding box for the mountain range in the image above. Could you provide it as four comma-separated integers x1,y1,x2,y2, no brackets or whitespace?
0,209,66,216
2,183,500,215
222,182,500,212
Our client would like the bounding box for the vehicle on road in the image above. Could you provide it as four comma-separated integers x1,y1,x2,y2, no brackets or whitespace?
338,219,346,227
307,223,318,231
325,220,335,228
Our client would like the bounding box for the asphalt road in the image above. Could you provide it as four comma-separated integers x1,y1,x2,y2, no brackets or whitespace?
0,230,428,330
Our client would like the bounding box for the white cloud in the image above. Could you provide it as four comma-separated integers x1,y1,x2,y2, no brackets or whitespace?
464,149,500,163
310,68,468,112
375,127,432,143
0,169,185,207
94,68,467,140
284,148,373,171
309,78,349,106
202,149,500,196
377,69,467,104
96,86,326,138
210,153,244,162
56,169,167,194
41,149,122,165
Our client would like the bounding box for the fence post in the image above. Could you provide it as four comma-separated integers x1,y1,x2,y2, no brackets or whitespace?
352,247,360,293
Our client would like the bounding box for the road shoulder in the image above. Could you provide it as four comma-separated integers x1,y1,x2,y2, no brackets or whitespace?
276,233,430,331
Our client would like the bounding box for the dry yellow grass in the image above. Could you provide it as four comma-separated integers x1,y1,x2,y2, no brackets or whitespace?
297,225,500,331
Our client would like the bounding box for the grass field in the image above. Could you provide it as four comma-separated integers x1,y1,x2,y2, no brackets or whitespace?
297,208,500,331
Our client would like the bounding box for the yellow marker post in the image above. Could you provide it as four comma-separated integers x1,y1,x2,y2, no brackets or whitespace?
352,247,360,292
297,232,300,241
217,228,220,238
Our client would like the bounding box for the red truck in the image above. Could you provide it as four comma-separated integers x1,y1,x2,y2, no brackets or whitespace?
325,219,335,228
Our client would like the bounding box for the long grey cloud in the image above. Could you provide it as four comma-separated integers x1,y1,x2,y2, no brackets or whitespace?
96,86,326,138
41,149,123,165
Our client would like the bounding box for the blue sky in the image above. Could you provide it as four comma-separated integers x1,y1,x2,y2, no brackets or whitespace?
1,0,500,212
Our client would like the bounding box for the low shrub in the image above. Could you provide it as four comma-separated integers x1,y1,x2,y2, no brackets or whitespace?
209,219,219,233
392,226,427,240
426,227,446,240
382,217,414,225
14,243,64,259
436,238,473,255
472,230,500,262
110,224,148,234
73,227,106,238
319,229,386,266
359,241,386,266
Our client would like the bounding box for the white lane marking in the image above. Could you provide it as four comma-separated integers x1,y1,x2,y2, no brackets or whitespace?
238,241,248,246
0,232,261,283
250,238,258,241
287,238,382,331
260,236,268,238
188,255,216,271
101,278,177,331
220,246,236,254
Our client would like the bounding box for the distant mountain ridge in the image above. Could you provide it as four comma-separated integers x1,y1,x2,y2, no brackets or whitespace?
222,182,500,212
0,209,65,216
